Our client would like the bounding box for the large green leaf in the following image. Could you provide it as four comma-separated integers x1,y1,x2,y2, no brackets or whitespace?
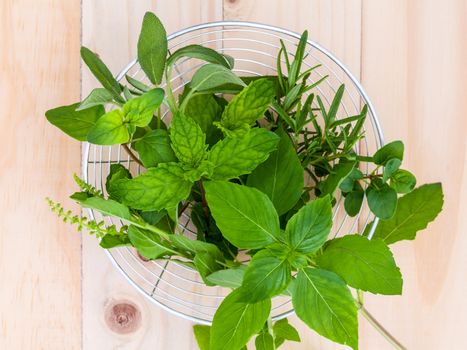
80,47,122,100
45,103,104,141
292,268,358,350
193,325,211,350
208,128,279,180
317,235,403,295
87,109,129,145
241,249,292,302
366,179,398,220
167,44,232,69
127,225,173,259
184,94,222,145
170,113,207,167
123,88,164,127
137,12,167,84
210,288,271,350
190,64,245,93
285,196,332,253
133,129,176,167
273,318,301,348
204,181,280,249
111,163,192,211
373,141,404,165
247,128,304,215
366,183,443,244
220,78,275,133
77,88,114,111
70,194,133,222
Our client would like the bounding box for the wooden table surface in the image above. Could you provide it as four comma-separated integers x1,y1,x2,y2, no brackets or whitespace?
1,1,466,349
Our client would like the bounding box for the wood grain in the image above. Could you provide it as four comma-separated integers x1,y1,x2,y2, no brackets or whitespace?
0,0,81,349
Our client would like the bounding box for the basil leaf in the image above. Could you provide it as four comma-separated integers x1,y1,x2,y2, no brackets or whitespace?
170,234,223,258
318,161,356,197
111,163,192,211
210,288,271,350
70,194,133,221
366,179,398,219
99,234,131,249
127,225,173,259
255,333,274,350
204,181,280,249
344,190,364,217
87,109,129,145
193,325,211,350
292,268,358,350
383,158,401,182
206,266,246,288
167,44,232,69
184,94,222,145
241,249,292,302
77,88,114,111
367,183,443,244
208,128,279,181
390,169,417,193
170,113,207,167
45,103,104,141
285,196,332,253
190,64,245,93
194,251,223,286
273,318,300,346
123,88,164,127
137,12,167,85
220,78,275,133
133,129,176,167
247,128,304,215
105,163,132,200
80,47,122,100
317,235,403,295
373,140,404,165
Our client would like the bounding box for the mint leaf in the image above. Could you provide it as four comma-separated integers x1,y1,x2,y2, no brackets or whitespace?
193,325,211,350
127,225,173,259
292,268,358,350
190,64,245,93
241,248,292,302
106,164,132,200
184,94,222,145
167,44,232,69
111,163,192,211
373,141,404,165
317,235,403,295
123,88,164,127
134,129,176,167
367,183,443,244
210,288,271,350
206,266,246,288
247,128,304,215
220,78,275,133
285,196,332,253
137,12,167,84
77,88,114,111
383,158,401,182
390,169,417,193
204,181,281,249
318,161,356,197
87,109,129,145
255,333,274,350
366,179,398,219
45,103,104,141
208,128,279,180
170,113,207,167
273,318,301,347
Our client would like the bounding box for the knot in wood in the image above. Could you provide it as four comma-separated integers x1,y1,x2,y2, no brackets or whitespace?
105,301,142,334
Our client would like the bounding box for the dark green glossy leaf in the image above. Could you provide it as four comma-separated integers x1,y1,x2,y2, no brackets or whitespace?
383,158,401,182
373,141,404,165
339,168,363,193
390,169,417,193
366,179,398,219
318,161,356,197
134,129,176,167
344,190,364,217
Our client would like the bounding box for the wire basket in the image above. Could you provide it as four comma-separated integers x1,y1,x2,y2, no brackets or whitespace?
83,21,384,325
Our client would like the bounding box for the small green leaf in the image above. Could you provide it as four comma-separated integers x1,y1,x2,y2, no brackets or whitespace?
292,268,358,350
111,163,192,211
373,141,404,165
99,234,131,249
167,44,232,69
193,325,211,350
241,248,292,302
170,113,207,167
390,169,417,193
105,163,132,200
317,234,403,295
80,47,122,100
87,109,129,145
273,318,301,346
123,88,165,127
247,128,304,215
339,168,363,193
366,179,398,219
128,225,173,259
344,190,364,217
190,64,245,93
208,128,279,181
255,333,274,350
210,288,271,350
125,75,150,92
367,183,443,244
134,129,176,167
285,196,332,253
137,12,167,84
45,103,104,141
170,234,223,258
184,94,222,145
318,161,356,197
204,181,280,249
206,266,246,288
77,88,114,111
383,158,401,182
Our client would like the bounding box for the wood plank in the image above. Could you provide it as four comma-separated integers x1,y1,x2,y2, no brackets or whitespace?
0,0,81,349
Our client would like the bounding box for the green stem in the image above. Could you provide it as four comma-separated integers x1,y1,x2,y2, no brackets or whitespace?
164,66,178,113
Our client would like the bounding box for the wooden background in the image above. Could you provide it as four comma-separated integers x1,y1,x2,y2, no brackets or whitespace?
1,0,466,349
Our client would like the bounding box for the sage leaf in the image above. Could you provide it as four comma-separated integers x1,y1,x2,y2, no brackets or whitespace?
390,169,417,193
247,128,304,215
317,234,403,295
99,234,131,249
134,129,176,167
273,318,300,347
206,266,246,288
184,94,222,145
255,333,274,350
383,158,401,182
127,225,173,259
208,128,279,181
241,249,292,302
87,109,129,145
190,64,245,93
193,325,211,350
80,47,122,100
292,268,358,350
204,181,280,249
318,161,356,197
210,288,271,350
366,179,398,219
344,190,364,217
45,103,104,141
77,88,114,111
373,140,404,165
123,88,164,127
167,44,232,69
366,183,443,244
137,12,167,84
111,163,192,211
285,196,332,253
170,113,207,167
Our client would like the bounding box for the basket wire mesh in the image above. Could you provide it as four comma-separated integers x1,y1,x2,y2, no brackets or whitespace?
83,21,384,325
